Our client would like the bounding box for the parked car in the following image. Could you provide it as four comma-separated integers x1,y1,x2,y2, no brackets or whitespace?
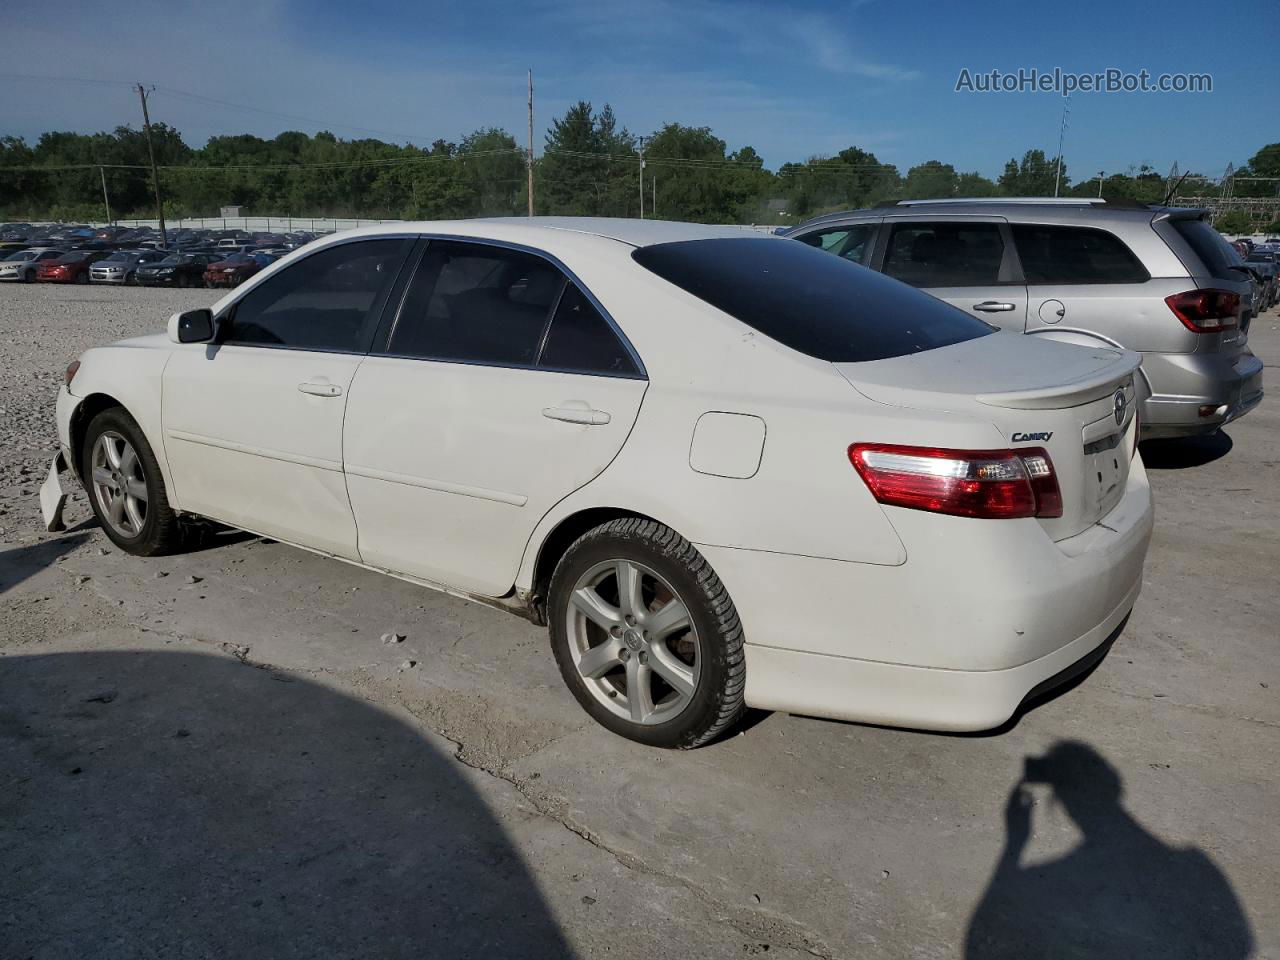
44,220,1153,747
1242,249,1277,310
202,252,275,287
0,248,65,282
785,199,1264,440
35,249,111,283
89,249,169,285
136,252,221,288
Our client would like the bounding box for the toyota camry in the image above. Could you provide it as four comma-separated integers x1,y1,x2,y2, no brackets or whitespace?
42,218,1153,748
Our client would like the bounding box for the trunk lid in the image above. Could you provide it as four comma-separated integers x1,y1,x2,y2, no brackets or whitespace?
835,334,1141,541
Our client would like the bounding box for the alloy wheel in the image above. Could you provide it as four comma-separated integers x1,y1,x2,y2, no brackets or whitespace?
90,430,148,538
566,558,700,725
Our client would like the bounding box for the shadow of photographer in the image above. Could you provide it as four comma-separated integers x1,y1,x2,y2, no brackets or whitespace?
965,740,1252,959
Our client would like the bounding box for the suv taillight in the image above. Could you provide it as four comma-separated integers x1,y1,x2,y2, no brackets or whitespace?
1165,289,1240,333
848,444,1062,520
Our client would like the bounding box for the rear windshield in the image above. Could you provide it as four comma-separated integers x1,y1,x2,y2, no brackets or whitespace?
631,237,992,363
1171,219,1242,281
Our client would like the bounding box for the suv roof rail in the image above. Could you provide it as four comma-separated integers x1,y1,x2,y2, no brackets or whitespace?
873,197,1153,208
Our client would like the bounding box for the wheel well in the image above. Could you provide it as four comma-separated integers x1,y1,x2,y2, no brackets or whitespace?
530,507,658,619
69,393,124,477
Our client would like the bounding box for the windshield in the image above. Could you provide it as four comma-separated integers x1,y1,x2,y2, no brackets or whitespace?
1246,252,1275,263
632,237,992,363
158,255,188,266
56,252,88,263
4,251,35,261
101,251,133,262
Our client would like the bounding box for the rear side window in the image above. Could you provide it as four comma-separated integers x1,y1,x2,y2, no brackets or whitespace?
388,241,565,367
1171,219,1241,282
794,224,874,265
1012,225,1149,284
632,237,992,363
881,221,1010,287
225,238,408,352
539,283,639,376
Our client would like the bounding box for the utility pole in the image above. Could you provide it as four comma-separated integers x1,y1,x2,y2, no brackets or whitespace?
136,83,167,247
527,69,535,217
1097,170,1104,198
1053,95,1070,197
638,137,646,219
651,174,656,218
99,166,112,224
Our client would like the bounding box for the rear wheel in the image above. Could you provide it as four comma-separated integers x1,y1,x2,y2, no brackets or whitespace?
83,408,186,556
176,274,189,288
548,518,746,748
75,271,87,284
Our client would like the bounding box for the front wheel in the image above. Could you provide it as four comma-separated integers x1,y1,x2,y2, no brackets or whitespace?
547,518,746,748
82,407,186,556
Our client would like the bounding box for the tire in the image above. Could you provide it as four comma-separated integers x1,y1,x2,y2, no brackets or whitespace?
82,407,186,556
23,269,33,283
176,274,189,289
75,272,87,284
547,518,746,748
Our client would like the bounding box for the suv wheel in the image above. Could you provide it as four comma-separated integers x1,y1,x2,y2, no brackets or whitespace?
548,518,746,748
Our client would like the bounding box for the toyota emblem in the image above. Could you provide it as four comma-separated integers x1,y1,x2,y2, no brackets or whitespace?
1113,389,1127,427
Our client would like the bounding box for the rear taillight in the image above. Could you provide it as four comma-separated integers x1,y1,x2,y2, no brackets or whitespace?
1164,289,1240,333
848,444,1063,520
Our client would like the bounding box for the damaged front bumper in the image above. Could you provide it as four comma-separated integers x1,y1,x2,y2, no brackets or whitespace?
40,450,71,532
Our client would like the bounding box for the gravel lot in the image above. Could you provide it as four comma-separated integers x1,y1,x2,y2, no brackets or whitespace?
1,281,1277,959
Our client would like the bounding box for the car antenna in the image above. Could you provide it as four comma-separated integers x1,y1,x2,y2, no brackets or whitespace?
1160,172,1191,207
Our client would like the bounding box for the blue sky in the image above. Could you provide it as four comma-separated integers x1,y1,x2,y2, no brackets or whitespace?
2,0,1274,181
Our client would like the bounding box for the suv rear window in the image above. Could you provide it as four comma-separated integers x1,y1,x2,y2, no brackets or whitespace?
1012,225,1149,284
1171,219,1241,282
632,237,992,363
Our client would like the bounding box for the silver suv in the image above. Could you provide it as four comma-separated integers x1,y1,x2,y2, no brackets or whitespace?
784,199,1264,439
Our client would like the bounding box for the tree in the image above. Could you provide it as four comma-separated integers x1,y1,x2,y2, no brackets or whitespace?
998,149,1065,196
901,161,958,200
1214,210,1252,234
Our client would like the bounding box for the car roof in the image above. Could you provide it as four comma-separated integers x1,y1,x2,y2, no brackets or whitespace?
339,217,773,249
787,199,1207,232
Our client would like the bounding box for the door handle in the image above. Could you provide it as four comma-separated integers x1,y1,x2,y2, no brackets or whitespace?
542,403,611,425
973,301,1016,313
298,381,343,397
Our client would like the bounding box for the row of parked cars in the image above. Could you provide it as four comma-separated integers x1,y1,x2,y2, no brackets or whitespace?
40,199,1265,748
1228,236,1280,312
0,222,323,288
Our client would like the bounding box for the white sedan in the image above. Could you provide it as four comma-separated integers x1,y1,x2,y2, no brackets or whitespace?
43,218,1153,747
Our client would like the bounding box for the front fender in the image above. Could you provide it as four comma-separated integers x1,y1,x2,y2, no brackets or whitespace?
66,340,179,509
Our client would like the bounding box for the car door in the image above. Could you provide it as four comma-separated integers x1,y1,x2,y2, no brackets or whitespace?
343,238,648,597
874,217,1028,332
162,237,413,558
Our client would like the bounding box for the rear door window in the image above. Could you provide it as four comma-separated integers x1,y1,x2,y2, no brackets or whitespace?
1012,225,1149,284
539,283,640,376
387,241,565,367
881,221,1008,287
632,237,991,363
794,224,875,265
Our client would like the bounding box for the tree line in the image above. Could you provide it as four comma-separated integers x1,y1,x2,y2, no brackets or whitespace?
1,101,1276,226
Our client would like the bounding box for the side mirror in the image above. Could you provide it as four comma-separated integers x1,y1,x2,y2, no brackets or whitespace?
168,308,215,344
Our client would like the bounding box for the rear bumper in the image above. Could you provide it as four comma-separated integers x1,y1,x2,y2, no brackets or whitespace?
1140,347,1265,439
701,458,1153,731
743,586,1136,732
